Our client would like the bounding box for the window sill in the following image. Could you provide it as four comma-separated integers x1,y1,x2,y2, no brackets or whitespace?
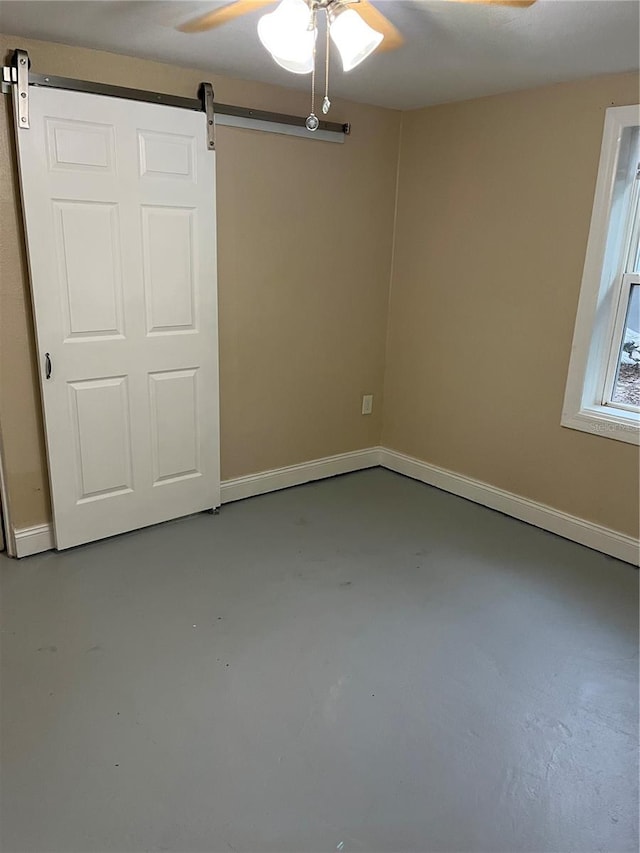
561,405,640,445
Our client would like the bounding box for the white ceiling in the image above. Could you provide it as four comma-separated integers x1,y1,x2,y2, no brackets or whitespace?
0,0,638,110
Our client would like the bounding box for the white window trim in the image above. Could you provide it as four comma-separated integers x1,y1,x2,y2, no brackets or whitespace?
562,104,640,445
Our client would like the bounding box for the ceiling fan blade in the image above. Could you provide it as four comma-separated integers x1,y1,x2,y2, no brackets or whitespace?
355,0,404,53
178,0,275,33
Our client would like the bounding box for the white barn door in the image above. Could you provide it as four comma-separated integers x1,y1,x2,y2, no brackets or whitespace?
15,86,220,550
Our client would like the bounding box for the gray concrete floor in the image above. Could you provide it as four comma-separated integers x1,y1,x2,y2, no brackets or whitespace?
0,468,638,853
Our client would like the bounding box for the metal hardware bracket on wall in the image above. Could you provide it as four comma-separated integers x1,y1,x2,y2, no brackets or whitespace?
1,49,350,142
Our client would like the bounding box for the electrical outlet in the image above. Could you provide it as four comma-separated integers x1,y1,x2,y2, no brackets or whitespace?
362,394,373,415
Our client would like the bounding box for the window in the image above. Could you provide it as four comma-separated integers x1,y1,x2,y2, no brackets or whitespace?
562,105,640,444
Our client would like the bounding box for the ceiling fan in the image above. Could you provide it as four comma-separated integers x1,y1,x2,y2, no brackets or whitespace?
178,0,537,130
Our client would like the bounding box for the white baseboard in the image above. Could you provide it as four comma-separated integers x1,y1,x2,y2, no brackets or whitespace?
380,448,639,566
12,446,639,566
14,523,55,558
11,449,380,558
220,447,381,504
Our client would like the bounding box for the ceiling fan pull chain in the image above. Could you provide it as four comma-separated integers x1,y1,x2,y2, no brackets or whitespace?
306,8,319,132
322,12,331,115
311,51,315,115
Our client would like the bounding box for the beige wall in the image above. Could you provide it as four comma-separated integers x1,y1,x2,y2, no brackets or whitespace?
0,35,400,529
383,72,640,538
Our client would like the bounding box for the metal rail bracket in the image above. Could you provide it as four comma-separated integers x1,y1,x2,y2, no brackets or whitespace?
1,64,16,95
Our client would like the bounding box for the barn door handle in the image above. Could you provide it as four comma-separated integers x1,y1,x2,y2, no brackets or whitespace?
44,352,52,379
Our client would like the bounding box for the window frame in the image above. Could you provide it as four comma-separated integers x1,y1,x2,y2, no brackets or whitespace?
562,104,640,445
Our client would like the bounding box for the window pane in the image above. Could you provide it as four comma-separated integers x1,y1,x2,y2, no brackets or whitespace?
611,284,640,407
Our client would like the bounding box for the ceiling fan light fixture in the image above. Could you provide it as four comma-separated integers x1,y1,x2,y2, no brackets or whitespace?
329,6,383,72
257,0,317,74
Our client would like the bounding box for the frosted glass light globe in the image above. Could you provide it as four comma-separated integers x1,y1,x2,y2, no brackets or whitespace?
330,7,383,72
258,0,317,75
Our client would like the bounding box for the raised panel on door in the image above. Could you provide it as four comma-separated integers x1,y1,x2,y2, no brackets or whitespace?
138,129,196,181
14,85,220,550
68,376,134,502
53,200,125,341
141,206,197,335
46,117,116,173
149,368,200,485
